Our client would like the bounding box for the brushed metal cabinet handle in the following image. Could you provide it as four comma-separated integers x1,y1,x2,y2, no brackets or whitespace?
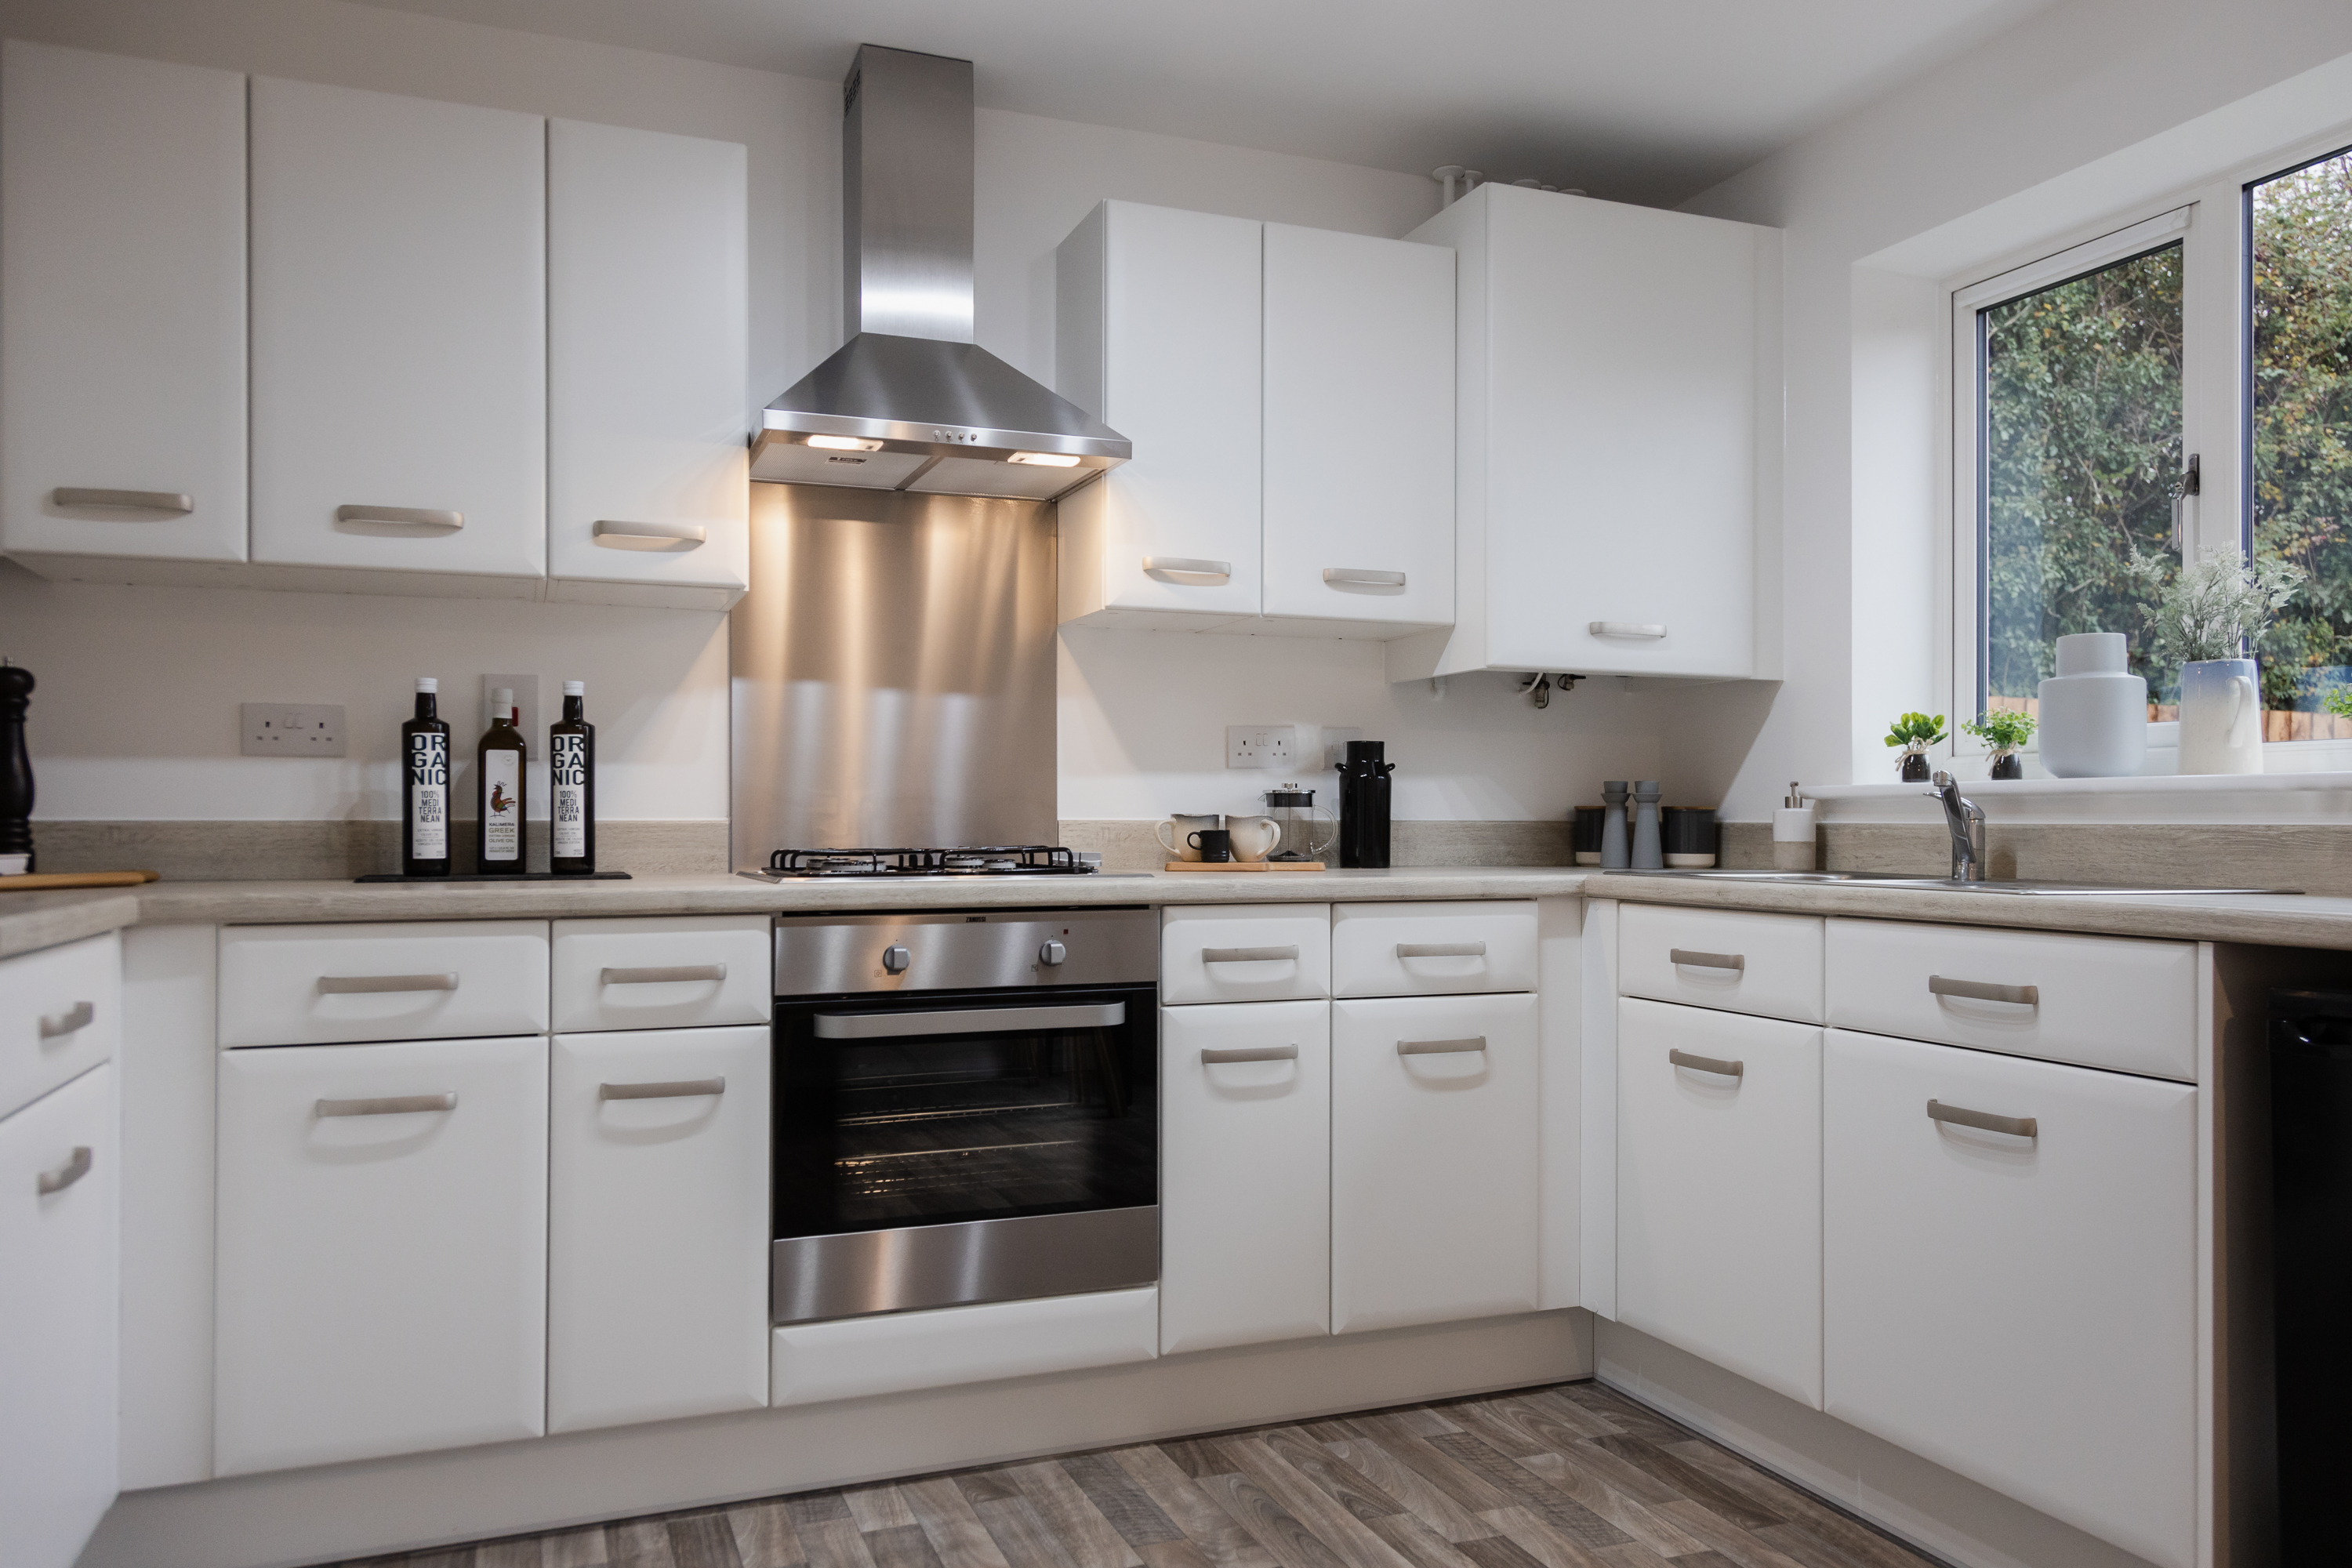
592,519,706,550
35,1145,92,1195
1928,1098,2038,1138
1142,555,1232,583
1669,1048,1744,1079
1670,949,1746,971
318,972,459,995
815,1002,1126,1040
1201,945,1300,964
53,488,193,514
601,1076,726,1101
1398,942,1486,958
601,964,727,985
1929,975,2039,1007
317,1093,458,1117
38,1000,95,1039
1201,1044,1299,1064
1399,1036,1487,1056
1588,621,1668,639
335,505,463,533
1323,568,1406,587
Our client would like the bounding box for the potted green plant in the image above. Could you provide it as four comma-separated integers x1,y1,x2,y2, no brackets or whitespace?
1883,712,1945,782
2127,547,2304,774
1962,710,2038,779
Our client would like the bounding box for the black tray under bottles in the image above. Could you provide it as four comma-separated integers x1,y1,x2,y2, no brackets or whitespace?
352,871,633,884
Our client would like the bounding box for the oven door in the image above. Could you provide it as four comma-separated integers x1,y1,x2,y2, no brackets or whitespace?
771,982,1157,1323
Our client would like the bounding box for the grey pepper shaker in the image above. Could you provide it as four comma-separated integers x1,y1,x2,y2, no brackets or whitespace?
1599,780,1630,869
1632,779,1664,869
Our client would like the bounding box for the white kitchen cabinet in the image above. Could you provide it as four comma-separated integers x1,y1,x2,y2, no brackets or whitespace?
1389,183,1777,683
1260,223,1454,632
0,1064,118,1568
1617,904,1822,1024
249,77,546,583
1,42,248,566
1616,999,1821,1407
1160,904,1330,1006
550,916,771,1033
1330,900,1537,999
1331,992,1538,1333
1057,201,1263,626
0,931,120,1122
1159,1000,1330,1354
218,920,550,1047
214,1036,548,1475
546,118,750,609
1823,1029,2196,1568
548,1026,769,1432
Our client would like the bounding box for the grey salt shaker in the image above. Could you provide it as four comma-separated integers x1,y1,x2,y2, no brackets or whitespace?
1632,779,1664,869
1600,780,1631,869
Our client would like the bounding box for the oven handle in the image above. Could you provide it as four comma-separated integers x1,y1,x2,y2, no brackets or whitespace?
812,1002,1127,1040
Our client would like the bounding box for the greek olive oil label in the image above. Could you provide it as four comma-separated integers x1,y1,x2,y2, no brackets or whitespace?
552,734,587,858
483,750,521,862
407,733,448,859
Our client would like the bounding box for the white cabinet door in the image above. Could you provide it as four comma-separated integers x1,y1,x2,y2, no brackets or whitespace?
1,42,246,563
0,1065,117,1568
1616,1000,1820,1407
548,1026,769,1432
1823,1030,2196,1568
215,1036,547,1475
1329,900,1537,1000
1160,904,1330,1006
249,78,545,579
1160,1000,1330,1354
1261,223,1454,631
1331,993,1538,1333
0,931,120,1122
1057,201,1261,623
546,118,749,605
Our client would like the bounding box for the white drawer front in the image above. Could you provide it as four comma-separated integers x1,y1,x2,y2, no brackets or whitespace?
1618,904,1821,1023
551,917,770,1033
0,932,120,1121
220,922,549,1047
1331,901,1537,997
1160,905,1329,1005
1826,918,2196,1081
771,1287,1158,1406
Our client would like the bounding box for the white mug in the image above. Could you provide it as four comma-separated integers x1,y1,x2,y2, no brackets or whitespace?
1156,813,1224,862
1225,815,1283,863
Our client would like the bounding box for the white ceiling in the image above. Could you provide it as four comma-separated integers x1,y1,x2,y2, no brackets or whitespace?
351,0,2058,205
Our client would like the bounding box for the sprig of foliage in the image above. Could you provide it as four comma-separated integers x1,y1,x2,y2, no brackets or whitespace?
1962,710,2038,752
1883,712,1946,750
2125,546,2307,665
2325,686,2352,720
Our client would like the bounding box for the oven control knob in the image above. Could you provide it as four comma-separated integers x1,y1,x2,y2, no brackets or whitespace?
882,944,910,975
1039,940,1067,967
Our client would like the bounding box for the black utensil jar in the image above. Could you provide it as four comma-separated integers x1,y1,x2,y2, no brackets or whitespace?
1336,740,1396,868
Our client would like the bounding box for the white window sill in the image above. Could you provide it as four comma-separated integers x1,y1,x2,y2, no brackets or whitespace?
1808,757,2352,823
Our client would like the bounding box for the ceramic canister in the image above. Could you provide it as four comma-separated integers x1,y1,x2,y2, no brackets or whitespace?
2037,633,2147,779
2178,658,2263,775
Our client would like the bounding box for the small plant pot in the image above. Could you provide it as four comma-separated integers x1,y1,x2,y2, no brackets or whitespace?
1898,752,1931,782
1990,752,2024,780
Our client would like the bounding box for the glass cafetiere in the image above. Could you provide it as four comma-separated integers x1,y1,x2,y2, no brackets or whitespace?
1264,784,1335,862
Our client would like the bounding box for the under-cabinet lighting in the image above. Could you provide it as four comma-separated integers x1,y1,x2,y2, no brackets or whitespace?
1006,451,1082,467
806,434,884,452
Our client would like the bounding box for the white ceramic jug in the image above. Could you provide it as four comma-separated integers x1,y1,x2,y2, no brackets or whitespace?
2178,658,2263,775
1155,814,1223,862
1224,815,1283,863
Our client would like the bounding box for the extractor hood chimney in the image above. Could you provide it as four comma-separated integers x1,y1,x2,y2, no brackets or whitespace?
750,45,1129,501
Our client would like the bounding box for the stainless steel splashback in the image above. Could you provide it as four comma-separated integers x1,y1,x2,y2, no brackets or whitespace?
729,482,1058,865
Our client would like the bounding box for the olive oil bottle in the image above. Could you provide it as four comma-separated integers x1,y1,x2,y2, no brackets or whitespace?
401,677,451,877
476,687,526,875
550,680,594,875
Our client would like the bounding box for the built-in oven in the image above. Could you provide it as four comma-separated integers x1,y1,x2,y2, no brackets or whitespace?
770,907,1159,1325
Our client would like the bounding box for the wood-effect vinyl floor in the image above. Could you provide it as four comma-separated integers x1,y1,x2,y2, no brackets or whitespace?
328,1381,1941,1568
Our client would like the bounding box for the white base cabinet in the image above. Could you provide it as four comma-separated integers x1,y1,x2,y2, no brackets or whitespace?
0,1064,117,1568
1615,999,1821,1407
1822,1029,2197,1568
1159,1000,1330,1354
1331,992,1538,1333
215,1036,549,1475
548,1026,770,1432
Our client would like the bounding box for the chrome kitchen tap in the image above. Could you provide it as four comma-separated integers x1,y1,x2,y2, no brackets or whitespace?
1928,770,1987,882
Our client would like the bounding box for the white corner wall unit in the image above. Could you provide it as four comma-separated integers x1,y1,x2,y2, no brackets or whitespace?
546,118,750,610
0,42,248,568
1387,183,1780,684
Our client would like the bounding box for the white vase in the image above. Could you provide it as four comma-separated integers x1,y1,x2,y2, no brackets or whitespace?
2177,658,2263,775
2037,633,2147,778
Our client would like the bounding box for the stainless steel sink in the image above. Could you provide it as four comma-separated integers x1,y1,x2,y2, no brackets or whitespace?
1613,869,2297,896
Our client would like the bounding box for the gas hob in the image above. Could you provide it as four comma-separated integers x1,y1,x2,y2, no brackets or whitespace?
746,844,1102,880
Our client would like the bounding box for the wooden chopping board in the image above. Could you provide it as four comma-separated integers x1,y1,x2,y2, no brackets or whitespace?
0,869,161,891
1163,861,1327,872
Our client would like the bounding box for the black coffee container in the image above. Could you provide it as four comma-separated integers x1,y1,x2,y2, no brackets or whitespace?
1336,740,1395,868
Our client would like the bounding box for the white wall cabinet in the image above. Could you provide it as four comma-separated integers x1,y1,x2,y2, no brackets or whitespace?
548,1026,769,1432
1159,1000,1331,1354
1822,1029,2197,1568
546,118,750,608
1391,183,1777,683
0,42,248,566
1616,999,1821,1407
0,1063,118,1568
1331,991,1538,1333
249,77,546,583
214,1035,548,1475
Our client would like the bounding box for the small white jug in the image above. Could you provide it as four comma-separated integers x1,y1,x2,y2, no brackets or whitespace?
1155,814,1223,861
2178,658,2263,775
1225,815,1283,863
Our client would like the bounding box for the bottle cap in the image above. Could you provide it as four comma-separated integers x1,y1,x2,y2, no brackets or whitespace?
563,681,584,696
416,677,437,693
493,687,514,707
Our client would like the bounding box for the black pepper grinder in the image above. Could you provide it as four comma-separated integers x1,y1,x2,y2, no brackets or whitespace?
1,662,33,875
1335,739,1395,869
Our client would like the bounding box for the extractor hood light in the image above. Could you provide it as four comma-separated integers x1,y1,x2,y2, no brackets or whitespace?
806,434,884,452
1005,451,1082,467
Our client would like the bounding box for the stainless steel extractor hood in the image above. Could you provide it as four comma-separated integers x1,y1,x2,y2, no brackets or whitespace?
751,45,1128,501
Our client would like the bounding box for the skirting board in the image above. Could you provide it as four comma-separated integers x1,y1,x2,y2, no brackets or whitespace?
87,1308,1592,1568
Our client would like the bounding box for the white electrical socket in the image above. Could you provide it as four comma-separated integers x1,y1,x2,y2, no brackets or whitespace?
241,702,347,757
481,673,543,757
1320,727,1363,768
1225,724,1298,769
